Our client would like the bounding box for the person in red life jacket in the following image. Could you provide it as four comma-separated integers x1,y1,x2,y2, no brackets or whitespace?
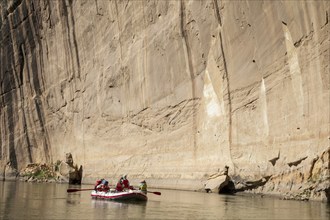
122,175,131,190
101,179,110,192
94,178,104,191
115,177,124,192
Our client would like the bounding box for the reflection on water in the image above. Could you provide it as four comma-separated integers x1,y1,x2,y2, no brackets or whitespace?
91,199,148,219
0,181,329,219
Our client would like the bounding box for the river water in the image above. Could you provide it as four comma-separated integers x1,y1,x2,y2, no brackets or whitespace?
0,181,329,219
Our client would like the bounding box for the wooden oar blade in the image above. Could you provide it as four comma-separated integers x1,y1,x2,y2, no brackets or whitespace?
147,191,161,195
67,189,79,193
67,188,94,193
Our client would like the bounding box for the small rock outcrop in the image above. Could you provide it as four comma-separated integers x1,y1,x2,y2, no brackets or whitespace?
17,153,82,184
56,153,82,184
232,175,272,192
204,166,235,194
3,162,19,181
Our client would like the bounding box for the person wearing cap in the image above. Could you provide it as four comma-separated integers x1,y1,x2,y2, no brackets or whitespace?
100,179,110,192
139,180,147,193
95,178,110,192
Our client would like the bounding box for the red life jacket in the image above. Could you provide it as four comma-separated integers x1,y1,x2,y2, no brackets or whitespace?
95,180,102,185
94,179,102,190
101,185,110,191
122,179,129,188
116,182,123,191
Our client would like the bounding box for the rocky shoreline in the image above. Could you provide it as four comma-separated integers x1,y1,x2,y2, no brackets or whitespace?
2,152,329,203
200,164,329,203
1,153,82,184
1,163,328,203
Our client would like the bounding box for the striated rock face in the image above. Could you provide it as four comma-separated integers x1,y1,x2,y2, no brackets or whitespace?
0,0,329,201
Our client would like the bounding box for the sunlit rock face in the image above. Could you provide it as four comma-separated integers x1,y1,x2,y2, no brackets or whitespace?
0,0,329,200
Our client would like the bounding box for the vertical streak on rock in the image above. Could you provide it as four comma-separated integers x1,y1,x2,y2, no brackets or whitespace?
28,1,52,163
213,0,235,171
0,3,6,162
283,23,304,117
260,78,269,139
0,5,2,160
114,0,129,117
14,32,34,163
0,98,4,160
59,0,75,81
6,12,18,170
114,0,123,62
0,115,1,161
45,0,53,28
28,2,42,96
179,0,195,84
35,99,51,162
67,0,81,80
180,0,197,157
142,1,148,108
7,101,18,169
18,44,33,163
59,0,81,81
94,0,99,15
30,0,46,93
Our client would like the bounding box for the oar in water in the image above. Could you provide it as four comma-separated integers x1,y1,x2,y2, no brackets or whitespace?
147,191,161,195
67,188,94,193
133,186,161,195
130,187,161,195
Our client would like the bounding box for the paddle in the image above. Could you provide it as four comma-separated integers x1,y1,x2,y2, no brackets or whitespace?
147,191,161,195
67,188,94,193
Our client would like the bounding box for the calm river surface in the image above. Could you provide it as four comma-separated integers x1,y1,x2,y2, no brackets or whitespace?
0,181,329,219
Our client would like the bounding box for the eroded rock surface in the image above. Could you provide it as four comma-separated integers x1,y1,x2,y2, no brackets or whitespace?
18,153,82,183
57,153,82,184
204,166,235,194
0,0,329,201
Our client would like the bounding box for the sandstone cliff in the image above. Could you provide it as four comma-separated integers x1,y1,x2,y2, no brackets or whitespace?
0,0,329,201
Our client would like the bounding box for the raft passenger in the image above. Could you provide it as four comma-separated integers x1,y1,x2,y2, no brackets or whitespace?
94,178,104,191
122,175,130,190
139,180,147,193
116,177,124,192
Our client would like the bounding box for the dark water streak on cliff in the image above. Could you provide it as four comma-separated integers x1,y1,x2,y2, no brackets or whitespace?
213,0,235,172
59,0,81,81
0,0,52,167
3,6,19,169
180,0,198,158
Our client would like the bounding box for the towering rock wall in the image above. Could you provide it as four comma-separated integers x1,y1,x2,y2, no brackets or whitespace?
0,0,329,200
